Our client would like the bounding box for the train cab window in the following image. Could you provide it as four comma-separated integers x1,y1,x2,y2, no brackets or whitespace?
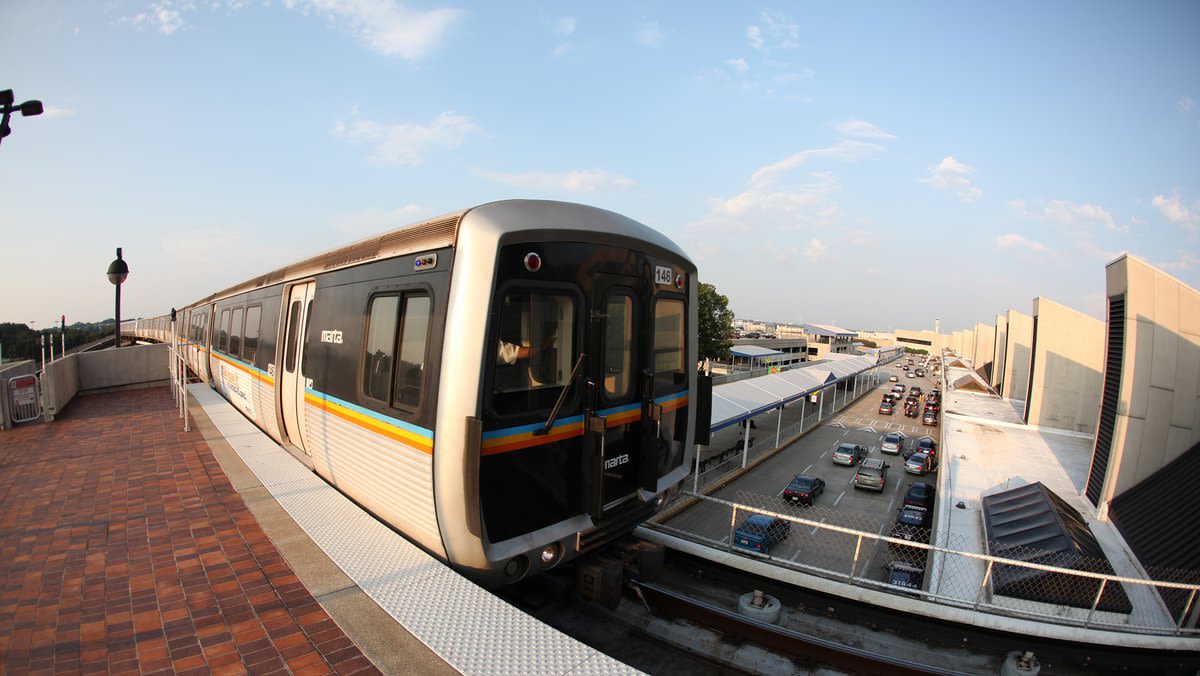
492,289,577,415
653,298,685,384
394,295,430,410
229,307,244,357
363,296,398,402
603,294,634,400
218,309,231,353
243,305,261,362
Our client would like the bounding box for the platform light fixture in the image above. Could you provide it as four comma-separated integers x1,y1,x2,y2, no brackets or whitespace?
0,89,44,148
108,248,129,348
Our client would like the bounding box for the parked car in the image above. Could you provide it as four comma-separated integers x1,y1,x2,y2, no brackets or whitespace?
880,432,907,455
923,410,939,426
915,368,924,377
924,400,940,414
782,475,825,506
884,561,926,592
904,451,934,475
889,375,899,382
906,370,916,378
832,442,867,466
890,506,931,543
732,514,791,554
853,458,889,491
892,384,906,394
910,387,923,396
903,482,936,510
904,404,919,418
879,401,895,415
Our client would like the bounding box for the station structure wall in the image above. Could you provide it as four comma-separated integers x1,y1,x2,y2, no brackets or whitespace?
1024,297,1104,434
992,314,1008,389
1089,255,1200,512
1002,310,1034,402
972,322,996,382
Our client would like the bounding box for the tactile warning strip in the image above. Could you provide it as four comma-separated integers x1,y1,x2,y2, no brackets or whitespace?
190,385,636,675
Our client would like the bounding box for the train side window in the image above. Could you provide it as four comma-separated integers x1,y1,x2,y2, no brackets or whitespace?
218,309,231,353
653,298,685,383
603,294,634,400
363,295,399,402
284,301,301,372
229,307,244,358
301,299,314,374
243,305,261,362
393,294,430,410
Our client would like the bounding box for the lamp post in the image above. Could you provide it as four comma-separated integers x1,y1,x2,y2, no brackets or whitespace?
0,88,43,148
107,248,129,348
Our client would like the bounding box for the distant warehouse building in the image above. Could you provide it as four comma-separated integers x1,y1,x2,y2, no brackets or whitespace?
801,323,857,360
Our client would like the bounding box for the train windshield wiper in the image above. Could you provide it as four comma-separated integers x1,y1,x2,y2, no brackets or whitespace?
534,352,585,436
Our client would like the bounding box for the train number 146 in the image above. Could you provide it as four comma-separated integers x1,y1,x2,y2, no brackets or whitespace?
654,266,673,285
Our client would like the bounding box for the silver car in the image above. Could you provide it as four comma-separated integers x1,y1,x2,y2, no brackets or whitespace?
831,443,867,466
881,432,907,455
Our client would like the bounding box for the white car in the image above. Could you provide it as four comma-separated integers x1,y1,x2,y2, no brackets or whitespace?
881,431,907,454
907,371,916,377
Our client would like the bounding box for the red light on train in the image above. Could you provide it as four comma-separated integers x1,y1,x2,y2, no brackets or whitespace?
524,252,542,272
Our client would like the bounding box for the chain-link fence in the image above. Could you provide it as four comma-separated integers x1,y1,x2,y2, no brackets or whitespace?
650,490,1200,637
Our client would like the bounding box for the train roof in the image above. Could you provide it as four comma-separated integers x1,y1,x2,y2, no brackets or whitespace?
187,199,691,308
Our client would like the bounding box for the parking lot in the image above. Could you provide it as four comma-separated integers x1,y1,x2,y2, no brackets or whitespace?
668,356,944,585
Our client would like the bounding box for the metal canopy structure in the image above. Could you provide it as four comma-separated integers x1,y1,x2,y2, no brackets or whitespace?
710,354,880,431
730,345,785,358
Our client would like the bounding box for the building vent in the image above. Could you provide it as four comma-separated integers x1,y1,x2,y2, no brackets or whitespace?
1086,294,1125,506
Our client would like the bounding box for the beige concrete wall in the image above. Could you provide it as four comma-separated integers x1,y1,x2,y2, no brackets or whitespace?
1002,310,1034,401
972,322,996,380
963,329,975,361
1024,297,1104,434
1097,255,1200,506
992,314,1008,389
41,344,171,421
894,328,950,353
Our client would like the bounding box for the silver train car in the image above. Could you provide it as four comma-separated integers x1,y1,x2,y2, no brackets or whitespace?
132,199,706,585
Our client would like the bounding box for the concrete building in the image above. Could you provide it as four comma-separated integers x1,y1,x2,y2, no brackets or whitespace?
894,328,949,353
991,313,1008,389
802,323,857,360
972,322,996,382
1002,310,1034,402
1088,256,1200,530
1023,297,1105,434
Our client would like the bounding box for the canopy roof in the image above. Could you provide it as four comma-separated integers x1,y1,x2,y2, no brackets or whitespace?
731,345,785,358
710,354,880,431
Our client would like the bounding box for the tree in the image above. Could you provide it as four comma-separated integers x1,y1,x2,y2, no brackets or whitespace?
698,282,734,361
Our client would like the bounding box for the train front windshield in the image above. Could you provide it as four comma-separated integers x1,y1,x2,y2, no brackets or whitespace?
480,241,691,545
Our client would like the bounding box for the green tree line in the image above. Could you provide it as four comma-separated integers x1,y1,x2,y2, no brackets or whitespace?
0,322,115,362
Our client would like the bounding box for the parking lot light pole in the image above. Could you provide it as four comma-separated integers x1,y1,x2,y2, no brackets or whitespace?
107,248,129,348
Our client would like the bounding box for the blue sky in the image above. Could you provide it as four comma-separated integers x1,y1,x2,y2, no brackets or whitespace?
2,1,1197,335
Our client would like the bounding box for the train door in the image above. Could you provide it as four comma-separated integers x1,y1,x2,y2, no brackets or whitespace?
588,278,643,514
279,281,315,454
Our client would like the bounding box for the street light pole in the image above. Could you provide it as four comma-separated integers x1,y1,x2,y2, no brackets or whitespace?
107,248,129,348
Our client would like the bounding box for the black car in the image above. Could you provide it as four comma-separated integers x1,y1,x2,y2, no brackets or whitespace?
914,436,938,461
879,401,895,415
910,387,923,396
890,506,932,544
783,474,825,506
904,482,936,510
885,560,926,592
923,410,939,426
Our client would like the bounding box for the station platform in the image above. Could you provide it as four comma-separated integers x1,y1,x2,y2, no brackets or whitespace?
1,384,635,675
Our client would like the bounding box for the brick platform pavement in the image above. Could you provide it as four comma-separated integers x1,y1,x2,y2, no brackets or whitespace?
0,387,380,674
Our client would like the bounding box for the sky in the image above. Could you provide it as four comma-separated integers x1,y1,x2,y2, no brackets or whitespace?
2,1,1198,335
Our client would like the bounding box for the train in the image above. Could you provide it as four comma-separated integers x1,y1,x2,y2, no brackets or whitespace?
130,199,709,586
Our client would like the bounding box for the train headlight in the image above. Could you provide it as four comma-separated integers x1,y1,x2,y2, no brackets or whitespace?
503,556,529,580
539,543,562,567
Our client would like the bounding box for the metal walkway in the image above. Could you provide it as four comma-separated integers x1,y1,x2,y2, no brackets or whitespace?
189,384,635,676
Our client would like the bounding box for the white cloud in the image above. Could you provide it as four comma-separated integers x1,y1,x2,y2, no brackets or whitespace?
746,12,799,51
1178,97,1197,114
334,205,433,237
294,0,464,59
922,156,982,203
1152,193,1198,232
332,109,481,166
749,140,884,192
636,20,662,47
1044,199,1123,233
1153,252,1199,272
548,16,576,37
804,239,828,262
726,57,749,74
474,168,634,193
39,105,74,118
995,233,1048,252
835,119,895,140
129,1,186,35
